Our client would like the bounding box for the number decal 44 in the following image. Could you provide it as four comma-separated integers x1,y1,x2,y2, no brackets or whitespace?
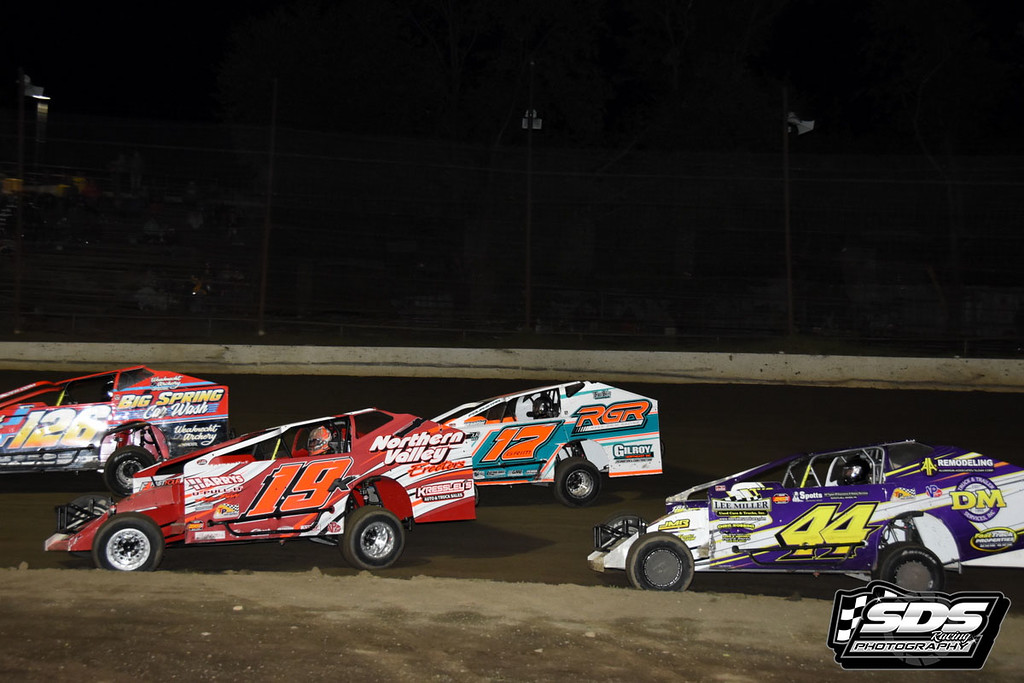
775,502,879,560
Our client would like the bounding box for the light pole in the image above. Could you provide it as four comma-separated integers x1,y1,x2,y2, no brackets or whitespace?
257,78,278,336
12,71,49,333
782,86,814,337
522,60,542,331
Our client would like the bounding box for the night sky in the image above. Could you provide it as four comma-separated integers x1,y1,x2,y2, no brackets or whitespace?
2,1,1023,154
1,2,280,121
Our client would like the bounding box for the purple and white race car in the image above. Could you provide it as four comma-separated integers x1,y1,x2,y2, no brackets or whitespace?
589,440,1024,592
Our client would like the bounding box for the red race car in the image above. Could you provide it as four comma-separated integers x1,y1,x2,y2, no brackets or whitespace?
45,408,475,571
0,366,229,496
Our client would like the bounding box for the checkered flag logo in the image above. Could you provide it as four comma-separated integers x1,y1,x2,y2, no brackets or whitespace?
829,582,899,645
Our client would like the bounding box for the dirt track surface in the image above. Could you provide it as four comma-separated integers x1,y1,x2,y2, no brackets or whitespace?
2,373,1024,680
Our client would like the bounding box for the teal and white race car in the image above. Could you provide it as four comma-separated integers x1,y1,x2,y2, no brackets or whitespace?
434,381,661,506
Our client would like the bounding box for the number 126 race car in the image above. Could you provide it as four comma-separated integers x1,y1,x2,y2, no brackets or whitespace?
45,409,475,571
589,440,1024,592
0,366,230,496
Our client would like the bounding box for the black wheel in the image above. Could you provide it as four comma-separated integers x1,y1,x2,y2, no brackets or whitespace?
92,513,164,572
875,542,945,592
103,446,155,497
553,456,601,507
626,531,695,591
341,506,406,570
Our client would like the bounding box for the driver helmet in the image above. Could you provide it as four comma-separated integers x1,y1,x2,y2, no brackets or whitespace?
308,426,333,455
839,455,871,486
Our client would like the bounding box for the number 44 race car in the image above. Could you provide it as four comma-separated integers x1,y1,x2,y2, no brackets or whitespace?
45,409,475,572
434,381,661,506
589,440,1024,592
1,366,229,496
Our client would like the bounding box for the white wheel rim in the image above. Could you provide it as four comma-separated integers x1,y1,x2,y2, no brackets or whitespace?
360,521,395,560
106,528,151,571
566,471,594,498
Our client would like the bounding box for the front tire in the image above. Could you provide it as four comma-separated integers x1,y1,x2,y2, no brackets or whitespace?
341,506,406,570
92,513,164,572
103,446,156,498
626,531,695,591
875,542,945,592
553,456,601,507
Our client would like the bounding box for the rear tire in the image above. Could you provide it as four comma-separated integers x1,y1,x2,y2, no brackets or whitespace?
626,532,695,591
103,446,155,498
92,513,164,572
553,457,601,507
341,506,406,570
875,542,945,592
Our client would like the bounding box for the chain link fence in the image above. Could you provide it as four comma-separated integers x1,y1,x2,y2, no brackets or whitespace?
2,111,1023,356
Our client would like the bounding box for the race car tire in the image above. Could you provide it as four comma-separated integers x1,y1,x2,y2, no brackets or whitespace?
553,457,601,507
875,542,945,592
626,531,695,591
341,506,406,570
92,513,165,572
103,446,156,498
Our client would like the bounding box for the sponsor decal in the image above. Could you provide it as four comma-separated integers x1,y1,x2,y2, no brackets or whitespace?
923,455,995,475
417,480,472,502
185,475,245,497
726,487,765,501
827,580,1009,670
951,476,1005,523
892,488,916,500
612,443,655,459
712,498,771,517
658,518,691,531
171,423,223,447
213,503,240,520
116,388,227,421
151,375,184,390
370,430,465,465
409,460,465,478
970,528,1017,553
193,530,226,541
571,400,652,434
593,389,611,399
773,493,791,504
925,485,943,498
186,520,203,530
794,489,869,502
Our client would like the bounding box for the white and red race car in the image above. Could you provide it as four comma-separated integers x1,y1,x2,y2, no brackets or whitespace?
435,381,662,506
45,409,474,571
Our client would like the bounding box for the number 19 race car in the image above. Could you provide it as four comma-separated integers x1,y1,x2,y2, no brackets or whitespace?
1,366,229,496
589,440,1024,592
434,381,661,506
45,409,474,572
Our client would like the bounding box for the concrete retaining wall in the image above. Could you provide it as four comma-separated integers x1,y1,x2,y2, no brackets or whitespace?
0,342,1021,392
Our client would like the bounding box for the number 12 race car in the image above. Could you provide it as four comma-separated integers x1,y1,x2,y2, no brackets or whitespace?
589,440,1024,592
434,381,661,506
45,409,475,572
0,366,229,496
